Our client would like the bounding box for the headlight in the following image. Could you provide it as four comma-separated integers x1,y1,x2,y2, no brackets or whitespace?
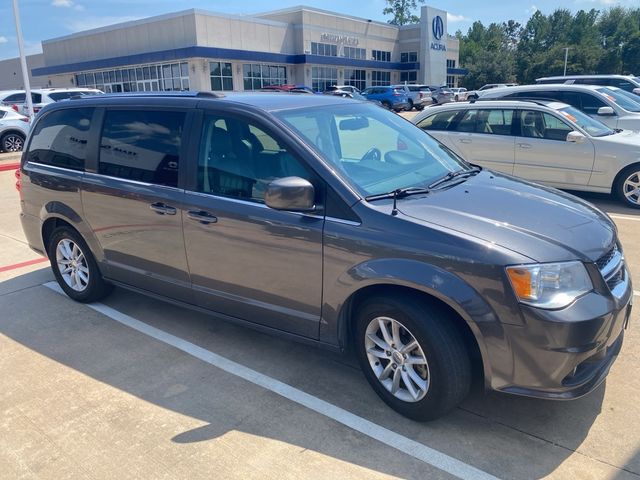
506,261,592,309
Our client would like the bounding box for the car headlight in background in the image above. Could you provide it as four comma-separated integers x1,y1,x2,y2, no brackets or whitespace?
506,261,593,309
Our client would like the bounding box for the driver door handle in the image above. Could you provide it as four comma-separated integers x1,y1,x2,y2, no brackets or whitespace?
459,138,472,144
187,210,217,225
518,143,532,149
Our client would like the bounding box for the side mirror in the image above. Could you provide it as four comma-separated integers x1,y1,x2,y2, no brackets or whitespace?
632,87,640,96
597,106,615,116
566,131,586,143
265,177,315,212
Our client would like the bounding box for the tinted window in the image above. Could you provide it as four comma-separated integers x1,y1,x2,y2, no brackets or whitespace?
578,93,607,114
48,91,98,101
3,93,25,103
520,110,572,140
99,109,185,187
416,111,460,131
27,107,94,171
197,115,310,202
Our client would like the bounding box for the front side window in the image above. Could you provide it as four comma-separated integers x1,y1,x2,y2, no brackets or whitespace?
577,92,607,115
27,108,94,171
416,111,460,131
197,115,311,202
99,110,185,187
520,110,572,140
276,103,467,197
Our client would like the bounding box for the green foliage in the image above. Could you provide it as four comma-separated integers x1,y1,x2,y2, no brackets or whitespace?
456,6,640,87
383,0,425,26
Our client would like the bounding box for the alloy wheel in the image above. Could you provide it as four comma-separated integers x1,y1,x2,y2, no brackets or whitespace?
623,171,640,205
3,134,24,152
56,238,90,292
364,316,430,402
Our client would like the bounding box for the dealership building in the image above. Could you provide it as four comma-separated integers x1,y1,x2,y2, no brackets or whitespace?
0,5,466,93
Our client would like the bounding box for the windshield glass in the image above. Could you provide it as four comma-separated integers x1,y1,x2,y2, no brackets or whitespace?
275,103,469,197
556,106,614,137
596,87,640,112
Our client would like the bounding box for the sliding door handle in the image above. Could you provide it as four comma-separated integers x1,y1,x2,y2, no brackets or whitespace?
150,202,177,215
187,210,217,224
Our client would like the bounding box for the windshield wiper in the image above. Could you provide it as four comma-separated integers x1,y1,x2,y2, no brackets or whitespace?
365,186,431,202
428,166,481,189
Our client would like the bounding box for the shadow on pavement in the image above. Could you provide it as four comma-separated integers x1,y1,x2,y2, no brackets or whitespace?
0,269,615,479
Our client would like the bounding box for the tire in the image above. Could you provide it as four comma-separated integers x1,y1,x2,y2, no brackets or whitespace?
414,105,424,111
614,164,640,208
48,226,113,302
405,100,414,111
381,100,392,110
455,95,459,102
1,132,25,152
355,294,471,421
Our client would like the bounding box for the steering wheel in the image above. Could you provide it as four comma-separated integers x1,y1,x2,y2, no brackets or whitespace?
361,147,382,163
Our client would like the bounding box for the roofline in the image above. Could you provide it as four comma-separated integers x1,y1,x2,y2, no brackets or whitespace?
537,74,637,80
42,8,288,45
253,5,407,30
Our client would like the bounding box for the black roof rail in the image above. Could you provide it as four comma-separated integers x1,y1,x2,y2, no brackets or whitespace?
70,91,224,100
474,96,567,107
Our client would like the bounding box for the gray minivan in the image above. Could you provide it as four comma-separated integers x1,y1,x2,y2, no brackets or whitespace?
19,92,633,420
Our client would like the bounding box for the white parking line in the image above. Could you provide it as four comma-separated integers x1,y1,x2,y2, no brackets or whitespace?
635,291,640,297
43,282,499,480
608,214,640,222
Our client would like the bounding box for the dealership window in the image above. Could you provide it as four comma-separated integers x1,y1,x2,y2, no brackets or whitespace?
210,62,233,91
242,64,287,90
400,52,417,63
312,66,338,92
76,61,189,93
311,42,338,57
99,109,185,187
446,59,456,68
344,69,366,91
371,71,391,86
400,71,418,84
343,46,366,60
372,50,391,62
447,75,456,87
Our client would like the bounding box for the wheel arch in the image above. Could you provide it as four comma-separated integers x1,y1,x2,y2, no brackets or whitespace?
612,161,640,191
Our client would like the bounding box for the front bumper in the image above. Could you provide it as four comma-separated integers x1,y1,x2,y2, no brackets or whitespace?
492,278,632,400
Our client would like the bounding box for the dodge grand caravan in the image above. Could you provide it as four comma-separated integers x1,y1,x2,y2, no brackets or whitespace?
19,92,633,420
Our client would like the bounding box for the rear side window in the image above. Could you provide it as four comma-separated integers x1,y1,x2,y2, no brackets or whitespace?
99,109,185,187
27,107,94,171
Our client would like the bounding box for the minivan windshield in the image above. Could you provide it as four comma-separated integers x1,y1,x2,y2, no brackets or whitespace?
556,106,615,137
275,103,469,197
596,87,640,112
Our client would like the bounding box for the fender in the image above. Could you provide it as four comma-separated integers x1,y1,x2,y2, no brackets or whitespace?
321,258,506,389
40,201,106,265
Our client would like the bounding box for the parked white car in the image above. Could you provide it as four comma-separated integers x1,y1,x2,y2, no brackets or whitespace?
19,88,102,116
412,99,640,207
0,106,30,152
477,84,640,131
450,87,468,101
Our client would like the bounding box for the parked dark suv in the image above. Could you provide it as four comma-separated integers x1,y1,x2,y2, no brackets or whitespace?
19,92,632,420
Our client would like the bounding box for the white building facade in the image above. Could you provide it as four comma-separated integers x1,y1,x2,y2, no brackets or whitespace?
2,5,466,92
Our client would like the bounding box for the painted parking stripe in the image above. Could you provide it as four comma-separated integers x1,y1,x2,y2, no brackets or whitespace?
0,257,48,273
608,214,640,222
43,281,499,480
635,291,640,297
0,162,19,172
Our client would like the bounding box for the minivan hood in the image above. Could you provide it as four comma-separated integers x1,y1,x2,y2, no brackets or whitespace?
397,171,615,262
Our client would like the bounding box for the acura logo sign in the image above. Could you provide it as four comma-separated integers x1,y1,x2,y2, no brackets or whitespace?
432,15,444,40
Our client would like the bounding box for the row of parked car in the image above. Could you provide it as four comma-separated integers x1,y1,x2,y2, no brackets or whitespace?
410,74,640,208
0,88,102,152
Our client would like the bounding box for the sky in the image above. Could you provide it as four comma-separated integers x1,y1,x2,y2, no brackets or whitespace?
0,0,637,60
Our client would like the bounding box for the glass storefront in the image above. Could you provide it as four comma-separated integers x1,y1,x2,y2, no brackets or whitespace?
75,61,189,92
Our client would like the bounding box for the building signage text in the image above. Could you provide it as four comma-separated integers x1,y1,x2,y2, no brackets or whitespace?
320,33,359,46
430,15,446,51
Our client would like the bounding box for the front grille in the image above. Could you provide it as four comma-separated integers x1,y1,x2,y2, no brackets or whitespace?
596,244,626,297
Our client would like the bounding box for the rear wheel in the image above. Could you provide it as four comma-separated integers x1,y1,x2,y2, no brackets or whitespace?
355,294,471,421
382,100,392,110
48,226,113,302
1,132,25,152
614,165,640,209
405,99,414,111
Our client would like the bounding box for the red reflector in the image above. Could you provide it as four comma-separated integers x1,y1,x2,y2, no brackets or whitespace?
11,104,18,112
15,169,21,194
20,117,29,123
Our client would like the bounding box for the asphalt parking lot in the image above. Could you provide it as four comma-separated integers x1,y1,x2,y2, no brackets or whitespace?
1,150,639,479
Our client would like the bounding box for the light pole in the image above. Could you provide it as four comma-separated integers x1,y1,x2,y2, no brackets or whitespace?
11,0,34,119
563,47,570,76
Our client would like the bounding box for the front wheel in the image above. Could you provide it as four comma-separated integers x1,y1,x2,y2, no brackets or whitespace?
48,226,113,302
614,165,640,208
355,295,471,421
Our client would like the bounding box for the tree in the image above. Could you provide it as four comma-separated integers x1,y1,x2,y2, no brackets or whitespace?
383,0,425,26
